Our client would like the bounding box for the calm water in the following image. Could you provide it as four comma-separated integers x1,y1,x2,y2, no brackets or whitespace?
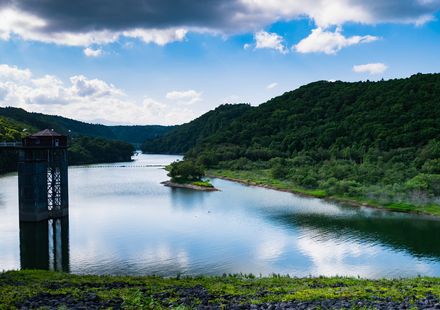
1,153,440,278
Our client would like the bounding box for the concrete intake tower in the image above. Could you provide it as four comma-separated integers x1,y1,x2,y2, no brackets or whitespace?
18,129,69,222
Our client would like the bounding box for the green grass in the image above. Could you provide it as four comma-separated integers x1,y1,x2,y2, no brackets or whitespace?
2,271,440,309
169,177,215,188
209,169,440,217
191,181,214,188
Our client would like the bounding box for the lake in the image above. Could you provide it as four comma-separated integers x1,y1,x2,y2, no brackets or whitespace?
1,153,440,278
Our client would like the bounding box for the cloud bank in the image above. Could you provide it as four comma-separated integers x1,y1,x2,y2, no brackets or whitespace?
0,0,438,48
0,64,197,125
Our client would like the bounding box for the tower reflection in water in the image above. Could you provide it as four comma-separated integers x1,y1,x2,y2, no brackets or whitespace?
19,217,70,272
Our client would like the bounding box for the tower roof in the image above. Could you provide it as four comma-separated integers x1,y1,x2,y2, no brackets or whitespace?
30,129,64,137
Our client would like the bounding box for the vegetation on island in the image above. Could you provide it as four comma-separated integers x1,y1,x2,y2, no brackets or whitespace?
168,160,205,182
143,73,440,216
166,160,214,188
2,270,440,309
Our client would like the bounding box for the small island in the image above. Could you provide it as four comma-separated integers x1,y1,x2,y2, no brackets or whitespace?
162,160,219,191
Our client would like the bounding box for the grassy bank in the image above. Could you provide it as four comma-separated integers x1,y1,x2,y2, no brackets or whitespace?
209,169,440,217
2,270,440,309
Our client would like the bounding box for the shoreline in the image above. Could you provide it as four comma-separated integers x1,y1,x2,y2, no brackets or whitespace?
209,173,440,219
161,180,219,192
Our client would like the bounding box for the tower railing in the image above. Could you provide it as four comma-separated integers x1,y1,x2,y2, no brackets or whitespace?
0,141,22,148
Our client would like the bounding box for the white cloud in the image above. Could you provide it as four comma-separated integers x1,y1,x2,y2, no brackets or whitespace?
70,75,123,98
166,90,202,104
123,28,188,46
141,98,198,124
254,31,287,53
0,64,198,125
0,8,46,41
294,27,378,54
0,85,8,100
0,64,32,80
83,47,103,57
266,82,278,89
243,43,252,50
240,0,372,29
239,0,439,29
25,75,69,105
353,63,388,74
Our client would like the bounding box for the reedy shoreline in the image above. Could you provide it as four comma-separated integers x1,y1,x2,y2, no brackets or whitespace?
209,169,440,218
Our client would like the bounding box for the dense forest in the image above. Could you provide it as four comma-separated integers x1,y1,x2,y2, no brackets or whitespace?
141,104,252,154
0,114,135,173
143,73,440,209
0,107,172,145
68,136,135,165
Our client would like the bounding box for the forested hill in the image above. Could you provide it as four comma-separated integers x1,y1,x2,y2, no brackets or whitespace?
0,107,172,145
143,73,440,158
142,73,440,211
1,107,173,172
0,115,136,173
141,103,252,154
192,73,440,158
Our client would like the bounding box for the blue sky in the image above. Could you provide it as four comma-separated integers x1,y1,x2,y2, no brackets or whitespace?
0,1,440,125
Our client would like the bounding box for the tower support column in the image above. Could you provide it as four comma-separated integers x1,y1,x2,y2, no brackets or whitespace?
18,159,49,222
18,129,69,222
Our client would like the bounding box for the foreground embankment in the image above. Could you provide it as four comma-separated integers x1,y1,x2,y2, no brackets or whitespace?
2,271,440,309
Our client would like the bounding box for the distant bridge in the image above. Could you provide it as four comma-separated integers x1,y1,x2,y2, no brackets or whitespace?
0,141,22,149
1,143,164,168
72,164,165,169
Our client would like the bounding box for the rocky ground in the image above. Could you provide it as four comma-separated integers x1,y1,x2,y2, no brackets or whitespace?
15,292,440,309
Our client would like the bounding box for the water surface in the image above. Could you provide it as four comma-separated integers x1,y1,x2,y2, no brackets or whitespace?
1,153,440,278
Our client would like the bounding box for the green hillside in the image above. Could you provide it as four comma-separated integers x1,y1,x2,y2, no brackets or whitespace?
0,107,172,145
141,103,252,154
0,114,135,173
143,73,440,214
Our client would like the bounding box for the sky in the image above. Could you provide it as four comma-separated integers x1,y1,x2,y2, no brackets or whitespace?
0,0,440,125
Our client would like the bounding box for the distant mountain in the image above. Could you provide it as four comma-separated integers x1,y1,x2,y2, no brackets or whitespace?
0,107,173,145
0,107,172,173
141,103,252,154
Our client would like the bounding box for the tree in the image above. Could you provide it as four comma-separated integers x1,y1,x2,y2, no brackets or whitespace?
168,161,205,182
